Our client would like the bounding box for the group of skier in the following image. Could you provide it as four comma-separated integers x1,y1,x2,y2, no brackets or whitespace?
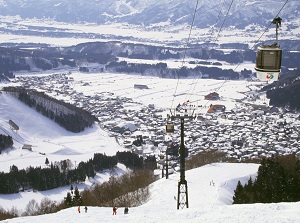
77,206,129,215
77,206,88,213
113,206,129,215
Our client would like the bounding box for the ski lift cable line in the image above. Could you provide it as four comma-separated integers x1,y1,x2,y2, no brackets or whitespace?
211,0,234,49
232,0,290,73
250,0,289,50
171,0,289,113
171,0,200,109
208,0,225,43
188,0,290,109
171,0,227,109
184,0,234,111
184,0,227,102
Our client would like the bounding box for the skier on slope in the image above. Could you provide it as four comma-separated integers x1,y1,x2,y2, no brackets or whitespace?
113,206,117,215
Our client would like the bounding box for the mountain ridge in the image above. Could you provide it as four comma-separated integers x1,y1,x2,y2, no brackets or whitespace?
0,0,298,29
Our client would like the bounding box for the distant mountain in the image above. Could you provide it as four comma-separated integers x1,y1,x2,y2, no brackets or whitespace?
0,0,299,29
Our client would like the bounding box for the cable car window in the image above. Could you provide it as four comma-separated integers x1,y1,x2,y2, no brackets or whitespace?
262,51,276,69
256,51,262,68
256,48,281,71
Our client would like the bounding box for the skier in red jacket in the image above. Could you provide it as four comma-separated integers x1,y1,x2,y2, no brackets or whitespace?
112,206,117,215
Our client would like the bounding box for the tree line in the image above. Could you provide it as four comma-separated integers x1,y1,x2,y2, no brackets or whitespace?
0,167,155,221
0,134,13,153
233,154,300,204
105,60,241,79
3,87,97,133
0,151,156,194
79,169,155,208
64,167,155,209
1,41,299,82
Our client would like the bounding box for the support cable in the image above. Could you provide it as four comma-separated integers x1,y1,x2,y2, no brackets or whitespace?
184,0,234,108
185,0,290,113
171,0,200,109
232,0,289,73
184,0,227,103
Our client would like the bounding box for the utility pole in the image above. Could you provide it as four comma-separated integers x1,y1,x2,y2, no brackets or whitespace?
166,107,195,209
166,148,169,179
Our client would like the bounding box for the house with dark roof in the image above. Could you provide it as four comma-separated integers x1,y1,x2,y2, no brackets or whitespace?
204,92,220,100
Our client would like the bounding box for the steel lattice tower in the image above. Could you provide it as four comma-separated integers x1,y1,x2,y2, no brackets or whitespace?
177,117,189,209
167,108,195,209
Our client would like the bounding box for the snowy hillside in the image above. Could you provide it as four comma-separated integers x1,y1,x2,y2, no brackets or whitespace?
0,0,298,29
0,0,299,48
0,92,125,172
2,163,300,223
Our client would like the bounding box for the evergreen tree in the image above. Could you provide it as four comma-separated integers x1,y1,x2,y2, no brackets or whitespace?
233,155,300,204
45,158,49,165
65,192,73,207
73,186,82,205
233,181,246,204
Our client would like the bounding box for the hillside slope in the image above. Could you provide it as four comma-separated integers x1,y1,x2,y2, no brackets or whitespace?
0,92,124,172
2,163,300,223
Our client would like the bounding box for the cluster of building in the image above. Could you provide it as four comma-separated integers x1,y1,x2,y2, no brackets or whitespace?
14,73,300,164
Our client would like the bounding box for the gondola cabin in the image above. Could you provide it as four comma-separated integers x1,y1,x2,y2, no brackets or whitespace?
255,17,282,82
166,122,174,133
255,44,282,82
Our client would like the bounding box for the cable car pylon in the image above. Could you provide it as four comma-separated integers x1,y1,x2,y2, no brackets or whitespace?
166,107,196,209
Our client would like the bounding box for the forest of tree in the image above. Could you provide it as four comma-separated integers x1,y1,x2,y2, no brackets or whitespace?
267,80,300,111
233,155,300,204
0,134,13,153
79,168,155,208
0,151,157,194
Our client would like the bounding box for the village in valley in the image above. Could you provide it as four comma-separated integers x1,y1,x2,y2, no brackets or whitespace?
10,72,300,172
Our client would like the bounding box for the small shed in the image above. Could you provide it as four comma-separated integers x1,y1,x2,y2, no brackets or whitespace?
134,84,149,90
22,144,32,151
